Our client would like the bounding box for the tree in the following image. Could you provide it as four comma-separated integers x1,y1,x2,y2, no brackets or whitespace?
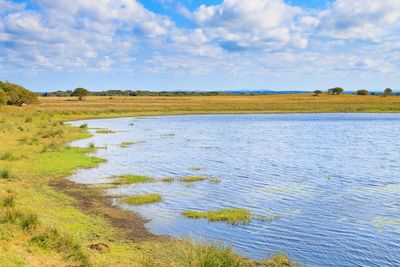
328,87,344,95
356,89,368,95
313,90,322,96
71,88,91,100
384,88,392,96
0,81,39,106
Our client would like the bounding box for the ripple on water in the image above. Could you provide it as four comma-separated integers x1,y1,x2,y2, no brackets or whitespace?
69,114,400,266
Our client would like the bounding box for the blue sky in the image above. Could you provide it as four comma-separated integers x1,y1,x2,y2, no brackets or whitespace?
0,0,399,92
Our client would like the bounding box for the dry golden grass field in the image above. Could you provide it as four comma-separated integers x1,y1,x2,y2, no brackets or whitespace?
3,93,399,118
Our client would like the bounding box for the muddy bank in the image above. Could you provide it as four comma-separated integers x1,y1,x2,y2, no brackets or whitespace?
50,178,164,243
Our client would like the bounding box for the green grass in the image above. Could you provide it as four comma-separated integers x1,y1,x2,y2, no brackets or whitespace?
30,228,90,265
0,168,11,179
0,193,16,207
120,141,146,147
179,176,207,182
96,130,116,134
189,167,205,171
182,208,253,225
158,177,174,183
0,151,20,161
119,194,163,206
110,174,154,185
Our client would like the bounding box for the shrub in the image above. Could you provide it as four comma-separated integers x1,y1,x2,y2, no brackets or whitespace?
313,90,322,96
0,88,9,105
0,81,39,106
356,89,368,95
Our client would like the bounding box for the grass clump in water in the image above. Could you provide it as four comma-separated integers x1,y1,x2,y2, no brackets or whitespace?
158,177,174,183
262,252,298,266
120,141,146,147
182,208,253,225
179,176,207,182
119,194,163,206
110,174,154,185
189,167,205,171
96,130,116,134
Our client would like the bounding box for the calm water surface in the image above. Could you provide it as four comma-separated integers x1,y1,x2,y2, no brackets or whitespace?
69,114,400,266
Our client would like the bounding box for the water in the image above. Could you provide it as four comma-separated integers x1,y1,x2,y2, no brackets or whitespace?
68,114,400,266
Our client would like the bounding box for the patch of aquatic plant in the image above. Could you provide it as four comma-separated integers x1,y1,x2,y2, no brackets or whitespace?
141,239,252,266
158,177,174,183
257,214,282,222
120,141,146,147
119,194,163,206
181,208,253,225
96,129,116,134
79,123,88,129
151,134,175,137
110,174,154,185
89,184,118,190
262,252,298,267
189,167,205,171
208,178,221,183
179,176,207,182
88,142,95,148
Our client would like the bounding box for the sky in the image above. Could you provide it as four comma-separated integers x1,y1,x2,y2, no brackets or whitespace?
0,0,400,92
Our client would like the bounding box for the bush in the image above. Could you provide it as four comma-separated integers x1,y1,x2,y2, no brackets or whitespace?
0,88,9,105
0,81,39,106
313,90,322,96
356,89,368,95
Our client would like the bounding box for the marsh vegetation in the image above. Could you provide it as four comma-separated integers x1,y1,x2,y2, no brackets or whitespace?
182,208,253,225
120,194,163,206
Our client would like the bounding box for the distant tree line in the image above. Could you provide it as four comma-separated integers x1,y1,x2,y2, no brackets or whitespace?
41,89,230,98
314,87,397,96
0,81,39,106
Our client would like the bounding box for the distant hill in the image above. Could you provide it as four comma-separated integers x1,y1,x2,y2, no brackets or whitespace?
223,90,311,95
